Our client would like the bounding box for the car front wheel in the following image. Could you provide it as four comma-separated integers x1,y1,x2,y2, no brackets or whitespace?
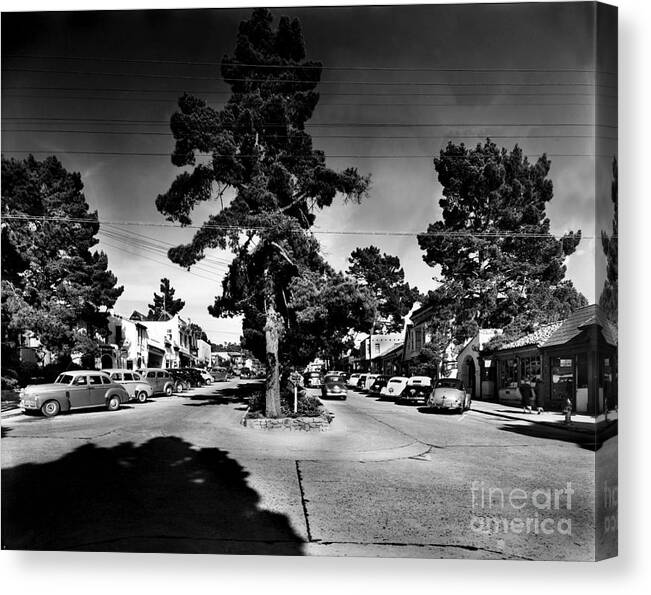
137,391,148,403
107,395,121,411
41,400,60,418
205,378,212,385
165,385,173,396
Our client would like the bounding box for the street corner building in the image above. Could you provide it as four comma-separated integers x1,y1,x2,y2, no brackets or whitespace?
1,1,617,562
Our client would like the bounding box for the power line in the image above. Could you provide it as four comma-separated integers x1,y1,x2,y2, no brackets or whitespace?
0,150,610,158
98,230,229,276
0,116,616,128
1,85,619,100
3,54,617,75
1,215,605,240
2,67,618,90
1,128,618,140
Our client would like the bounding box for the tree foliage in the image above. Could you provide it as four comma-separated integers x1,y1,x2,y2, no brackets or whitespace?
147,277,185,319
599,157,618,323
347,246,422,333
1,155,123,363
155,9,370,415
418,140,586,345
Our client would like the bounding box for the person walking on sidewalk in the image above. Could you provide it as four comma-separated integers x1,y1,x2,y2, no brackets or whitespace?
533,377,544,414
520,378,533,414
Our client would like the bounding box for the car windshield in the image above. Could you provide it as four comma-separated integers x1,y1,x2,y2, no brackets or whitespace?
389,378,406,384
54,374,74,384
436,379,464,389
325,375,343,383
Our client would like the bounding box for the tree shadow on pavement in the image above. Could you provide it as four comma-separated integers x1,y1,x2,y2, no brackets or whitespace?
1,436,305,555
496,422,615,452
182,383,262,408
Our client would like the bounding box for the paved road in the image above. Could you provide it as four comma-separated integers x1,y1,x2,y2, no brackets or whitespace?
1,380,614,559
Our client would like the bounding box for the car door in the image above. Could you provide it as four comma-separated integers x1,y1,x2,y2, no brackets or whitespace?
145,370,159,392
88,374,107,405
68,375,91,408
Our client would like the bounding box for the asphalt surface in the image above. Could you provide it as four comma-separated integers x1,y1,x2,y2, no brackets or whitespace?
1,379,616,559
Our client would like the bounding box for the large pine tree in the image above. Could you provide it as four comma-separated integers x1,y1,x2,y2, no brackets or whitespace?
418,140,586,344
1,155,124,366
147,278,185,320
156,9,369,416
599,158,617,323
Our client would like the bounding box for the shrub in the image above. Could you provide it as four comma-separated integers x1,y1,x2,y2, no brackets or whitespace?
247,386,324,418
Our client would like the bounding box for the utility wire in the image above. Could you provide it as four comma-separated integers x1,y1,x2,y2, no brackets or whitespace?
2,67,618,90
0,116,617,128
2,215,605,240
0,150,611,158
1,128,618,140
2,54,617,75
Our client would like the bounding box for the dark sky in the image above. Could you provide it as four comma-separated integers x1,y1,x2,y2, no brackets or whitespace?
1,3,617,342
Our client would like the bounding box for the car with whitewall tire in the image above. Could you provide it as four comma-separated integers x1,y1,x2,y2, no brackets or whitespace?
103,368,154,403
136,368,176,396
19,370,129,418
426,378,471,413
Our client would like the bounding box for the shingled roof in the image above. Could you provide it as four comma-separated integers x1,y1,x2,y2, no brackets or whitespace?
542,304,617,347
500,322,563,350
497,305,617,352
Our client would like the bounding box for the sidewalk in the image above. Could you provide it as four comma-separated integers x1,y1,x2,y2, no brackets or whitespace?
471,399,618,434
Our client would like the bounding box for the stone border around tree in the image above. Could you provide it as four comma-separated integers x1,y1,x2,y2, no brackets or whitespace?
240,400,334,432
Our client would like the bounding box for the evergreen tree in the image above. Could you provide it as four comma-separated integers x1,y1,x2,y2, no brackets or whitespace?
599,158,618,323
1,155,123,366
418,140,586,345
147,277,185,319
347,246,422,333
155,9,369,416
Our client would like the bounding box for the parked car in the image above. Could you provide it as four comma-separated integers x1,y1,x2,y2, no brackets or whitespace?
399,376,434,404
167,369,191,392
178,367,205,387
303,371,323,388
322,374,347,400
192,368,213,385
211,366,229,382
103,368,153,403
426,378,471,413
368,375,389,397
380,376,409,400
346,373,361,389
356,374,368,391
239,367,252,379
326,370,348,382
361,374,380,392
136,368,176,396
19,370,129,418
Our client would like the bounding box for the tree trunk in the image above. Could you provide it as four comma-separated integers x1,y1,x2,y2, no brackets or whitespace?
264,294,282,418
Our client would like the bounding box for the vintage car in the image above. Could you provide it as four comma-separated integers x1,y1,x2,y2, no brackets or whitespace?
136,368,176,396
303,371,323,389
19,370,130,418
210,366,229,382
192,368,213,385
368,375,389,397
178,367,206,387
103,368,154,403
167,369,191,392
426,378,471,413
360,374,379,392
321,373,347,400
379,376,409,400
399,376,434,404
346,373,361,389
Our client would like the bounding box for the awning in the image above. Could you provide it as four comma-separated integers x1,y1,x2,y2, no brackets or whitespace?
148,344,166,356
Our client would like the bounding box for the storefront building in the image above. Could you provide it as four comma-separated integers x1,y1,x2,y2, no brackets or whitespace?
491,305,617,415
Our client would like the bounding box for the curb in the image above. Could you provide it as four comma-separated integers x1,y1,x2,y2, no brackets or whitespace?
471,406,616,435
1,406,24,419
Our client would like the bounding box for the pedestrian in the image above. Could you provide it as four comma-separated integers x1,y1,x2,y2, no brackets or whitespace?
533,377,544,414
520,377,532,414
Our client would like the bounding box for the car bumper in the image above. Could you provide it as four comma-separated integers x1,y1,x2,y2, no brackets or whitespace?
19,399,39,410
429,400,463,410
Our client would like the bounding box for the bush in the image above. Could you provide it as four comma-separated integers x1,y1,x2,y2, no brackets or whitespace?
248,386,324,418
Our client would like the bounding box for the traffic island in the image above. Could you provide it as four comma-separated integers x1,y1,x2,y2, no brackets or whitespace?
240,387,334,431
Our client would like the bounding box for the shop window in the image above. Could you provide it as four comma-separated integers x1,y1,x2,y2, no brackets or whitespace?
519,355,542,382
500,359,518,388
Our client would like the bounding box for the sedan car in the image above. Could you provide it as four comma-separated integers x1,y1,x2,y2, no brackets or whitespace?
346,373,361,389
167,369,191,392
321,374,347,400
19,370,129,418
211,367,229,382
368,375,389,397
426,378,471,413
360,374,379,392
136,368,176,396
303,371,323,388
399,376,434,405
380,376,409,400
104,368,153,403
178,368,206,387
192,368,213,385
